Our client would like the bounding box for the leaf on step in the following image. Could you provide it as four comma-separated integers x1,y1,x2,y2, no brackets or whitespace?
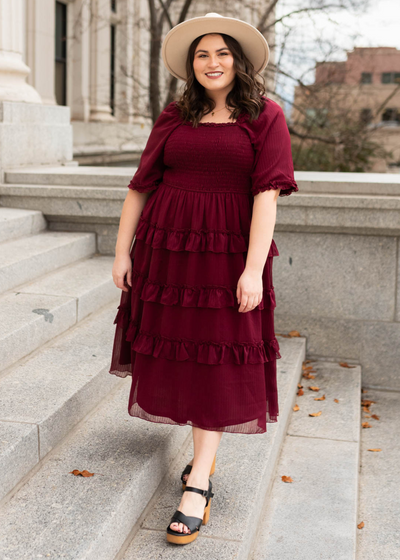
303,359,314,364
303,372,316,379
314,394,326,401
309,411,322,417
334,398,339,403
297,388,304,396
362,422,372,428
339,362,357,368
297,383,303,388
308,386,320,391
69,469,95,477
293,404,300,411
357,521,365,529
361,400,376,406
367,448,382,452
281,475,293,483
302,364,317,372
371,414,380,420
364,415,371,418
288,330,300,337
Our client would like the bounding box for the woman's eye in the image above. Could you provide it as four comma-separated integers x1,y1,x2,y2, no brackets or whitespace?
198,52,229,58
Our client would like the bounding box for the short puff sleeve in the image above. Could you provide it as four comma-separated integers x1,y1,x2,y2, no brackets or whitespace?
244,97,298,197
128,101,182,193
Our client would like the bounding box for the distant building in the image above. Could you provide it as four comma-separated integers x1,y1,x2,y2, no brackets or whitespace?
292,47,400,172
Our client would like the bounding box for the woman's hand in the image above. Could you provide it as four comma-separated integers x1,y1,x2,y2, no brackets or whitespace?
112,253,133,292
236,268,263,313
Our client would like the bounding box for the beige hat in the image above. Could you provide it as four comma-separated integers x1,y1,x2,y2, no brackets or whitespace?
161,12,270,81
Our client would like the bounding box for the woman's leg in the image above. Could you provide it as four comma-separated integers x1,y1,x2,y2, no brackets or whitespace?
170,427,222,534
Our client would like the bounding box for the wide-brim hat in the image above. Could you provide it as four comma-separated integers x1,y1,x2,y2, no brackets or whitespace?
161,12,270,81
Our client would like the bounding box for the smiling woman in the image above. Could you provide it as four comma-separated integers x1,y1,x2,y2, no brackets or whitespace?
109,12,298,546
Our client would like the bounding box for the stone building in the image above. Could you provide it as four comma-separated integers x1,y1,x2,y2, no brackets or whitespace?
292,47,400,172
0,0,276,168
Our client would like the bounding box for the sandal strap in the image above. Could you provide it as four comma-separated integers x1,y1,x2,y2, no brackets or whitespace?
170,509,202,533
184,482,214,506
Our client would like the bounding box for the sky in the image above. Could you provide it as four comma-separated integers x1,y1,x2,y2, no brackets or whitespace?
274,0,400,109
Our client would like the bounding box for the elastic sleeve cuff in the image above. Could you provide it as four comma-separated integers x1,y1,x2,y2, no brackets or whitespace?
251,180,299,197
128,179,160,193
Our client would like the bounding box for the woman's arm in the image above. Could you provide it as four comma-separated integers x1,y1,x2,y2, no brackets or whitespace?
112,189,152,292
236,188,280,313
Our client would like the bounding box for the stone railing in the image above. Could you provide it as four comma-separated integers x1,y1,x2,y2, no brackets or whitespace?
1,168,399,390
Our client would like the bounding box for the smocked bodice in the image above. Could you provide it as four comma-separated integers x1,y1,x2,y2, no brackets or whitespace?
162,122,255,193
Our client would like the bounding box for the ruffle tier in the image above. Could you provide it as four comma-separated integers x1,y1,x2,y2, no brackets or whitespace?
113,304,281,365
130,268,276,310
133,183,280,258
135,216,279,257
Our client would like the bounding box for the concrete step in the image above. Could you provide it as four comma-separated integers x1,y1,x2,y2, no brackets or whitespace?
356,388,400,560
0,207,46,243
0,336,305,560
0,255,119,373
0,299,121,503
4,165,136,187
0,230,96,294
250,360,362,560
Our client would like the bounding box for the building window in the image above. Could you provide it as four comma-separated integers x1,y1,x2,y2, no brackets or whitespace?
361,72,372,84
381,108,400,123
382,72,400,84
55,1,67,106
360,108,372,124
111,0,117,12
110,24,116,115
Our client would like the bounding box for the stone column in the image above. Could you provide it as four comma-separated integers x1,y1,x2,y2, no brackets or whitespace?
114,0,134,123
90,0,114,121
25,0,56,105
0,0,41,102
69,0,91,121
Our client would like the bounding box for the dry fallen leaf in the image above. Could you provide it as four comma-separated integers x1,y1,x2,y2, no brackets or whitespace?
281,475,293,483
339,362,357,368
303,372,316,379
362,422,372,428
297,388,304,396
69,469,95,477
308,386,320,392
293,404,300,411
361,400,376,406
314,394,326,401
334,398,339,403
357,521,364,529
367,448,382,452
309,411,322,417
297,383,303,389
288,330,301,337
371,414,380,420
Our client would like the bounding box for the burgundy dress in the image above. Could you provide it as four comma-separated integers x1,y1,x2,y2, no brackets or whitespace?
109,95,298,434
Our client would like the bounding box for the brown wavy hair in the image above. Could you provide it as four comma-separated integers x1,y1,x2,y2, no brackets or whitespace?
175,33,267,127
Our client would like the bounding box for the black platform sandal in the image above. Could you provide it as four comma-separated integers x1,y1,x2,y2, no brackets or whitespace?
166,479,214,545
181,454,216,491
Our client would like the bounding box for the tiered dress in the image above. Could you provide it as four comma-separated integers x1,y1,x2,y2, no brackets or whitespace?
109,95,298,434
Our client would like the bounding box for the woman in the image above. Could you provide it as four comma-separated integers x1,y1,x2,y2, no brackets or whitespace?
109,13,298,545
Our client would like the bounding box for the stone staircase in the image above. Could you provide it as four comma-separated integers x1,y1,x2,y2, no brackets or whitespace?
0,205,380,559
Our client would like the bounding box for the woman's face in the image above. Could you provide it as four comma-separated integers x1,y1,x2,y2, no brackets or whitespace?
192,34,236,94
